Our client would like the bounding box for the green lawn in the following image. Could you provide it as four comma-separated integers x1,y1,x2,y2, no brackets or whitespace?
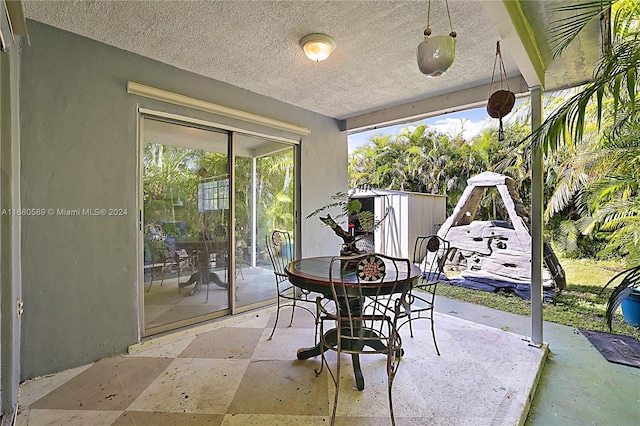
436,257,640,340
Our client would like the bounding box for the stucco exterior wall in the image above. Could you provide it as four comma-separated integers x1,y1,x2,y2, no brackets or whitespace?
1,17,23,414
19,21,347,380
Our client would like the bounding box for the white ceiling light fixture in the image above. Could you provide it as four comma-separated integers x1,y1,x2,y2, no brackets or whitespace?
417,0,457,77
301,33,335,62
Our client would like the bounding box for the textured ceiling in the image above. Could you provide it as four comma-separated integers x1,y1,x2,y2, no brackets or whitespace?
22,0,602,125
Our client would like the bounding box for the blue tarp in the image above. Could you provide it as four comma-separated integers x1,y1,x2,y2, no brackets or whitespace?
444,275,555,302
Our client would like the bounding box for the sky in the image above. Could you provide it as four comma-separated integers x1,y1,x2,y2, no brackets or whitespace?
347,104,517,154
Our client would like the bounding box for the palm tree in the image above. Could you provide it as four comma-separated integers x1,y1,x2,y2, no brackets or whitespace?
532,0,639,154
531,0,639,258
256,150,295,233
580,124,640,262
529,0,640,329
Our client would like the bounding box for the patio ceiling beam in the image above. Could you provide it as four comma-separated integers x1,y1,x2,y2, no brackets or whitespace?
342,75,528,134
480,0,546,90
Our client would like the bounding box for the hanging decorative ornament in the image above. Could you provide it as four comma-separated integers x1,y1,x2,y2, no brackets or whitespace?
487,40,515,141
417,0,457,77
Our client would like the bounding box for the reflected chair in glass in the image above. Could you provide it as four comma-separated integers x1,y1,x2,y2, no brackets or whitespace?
397,235,450,355
176,248,196,275
221,242,248,281
145,239,179,293
315,253,410,426
265,230,316,340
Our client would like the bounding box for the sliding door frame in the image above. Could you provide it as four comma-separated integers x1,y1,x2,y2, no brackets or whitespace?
136,107,300,338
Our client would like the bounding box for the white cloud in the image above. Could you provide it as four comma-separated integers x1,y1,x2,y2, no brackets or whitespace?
429,117,493,140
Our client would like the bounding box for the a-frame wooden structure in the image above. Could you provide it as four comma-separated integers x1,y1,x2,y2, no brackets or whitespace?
437,172,565,291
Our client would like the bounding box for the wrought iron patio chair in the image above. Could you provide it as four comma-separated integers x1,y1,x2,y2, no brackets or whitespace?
145,239,179,293
397,235,450,355
265,230,316,340
220,241,248,280
315,253,410,426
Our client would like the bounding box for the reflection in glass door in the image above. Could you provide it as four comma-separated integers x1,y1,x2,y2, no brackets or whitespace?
140,116,299,335
234,135,296,309
142,118,230,334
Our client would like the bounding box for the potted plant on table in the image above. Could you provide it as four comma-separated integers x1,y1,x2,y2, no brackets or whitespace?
603,264,640,330
306,191,380,256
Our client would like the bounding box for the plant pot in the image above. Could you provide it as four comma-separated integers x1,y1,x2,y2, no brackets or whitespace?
417,35,456,77
621,290,640,328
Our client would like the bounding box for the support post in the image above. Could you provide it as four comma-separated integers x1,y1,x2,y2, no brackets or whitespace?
530,86,544,345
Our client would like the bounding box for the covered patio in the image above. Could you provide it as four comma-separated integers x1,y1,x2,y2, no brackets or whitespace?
17,298,639,425
17,304,546,425
0,1,613,423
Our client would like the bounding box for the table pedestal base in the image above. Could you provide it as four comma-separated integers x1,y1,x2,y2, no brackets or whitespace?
296,328,392,390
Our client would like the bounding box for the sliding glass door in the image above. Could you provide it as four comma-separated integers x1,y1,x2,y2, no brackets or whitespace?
142,118,230,334
140,115,298,335
234,134,296,308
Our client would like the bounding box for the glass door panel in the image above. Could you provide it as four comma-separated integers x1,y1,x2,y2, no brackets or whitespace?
142,118,230,334
234,134,295,309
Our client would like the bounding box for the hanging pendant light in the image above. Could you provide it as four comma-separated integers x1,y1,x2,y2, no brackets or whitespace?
487,40,515,141
417,0,457,77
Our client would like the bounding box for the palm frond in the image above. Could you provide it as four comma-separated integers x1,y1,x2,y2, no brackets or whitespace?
544,168,590,219
558,219,580,252
530,30,640,154
583,197,640,234
599,215,640,232
548,0,615,58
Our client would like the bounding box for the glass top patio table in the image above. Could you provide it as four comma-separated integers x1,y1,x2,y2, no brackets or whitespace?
285,256,420,390
285,256,420,295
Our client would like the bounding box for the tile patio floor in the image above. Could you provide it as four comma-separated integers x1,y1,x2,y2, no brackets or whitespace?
16,305,546,425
